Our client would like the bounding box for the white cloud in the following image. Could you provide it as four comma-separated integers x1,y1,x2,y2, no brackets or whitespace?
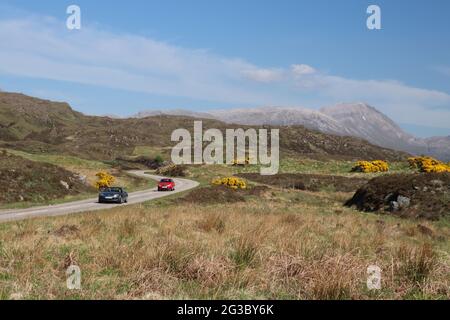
0,14,449,128
241,68,283,83
291,64,317,76
0,17,276,104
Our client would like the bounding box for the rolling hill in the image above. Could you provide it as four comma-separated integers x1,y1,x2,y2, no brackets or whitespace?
0,91,407,162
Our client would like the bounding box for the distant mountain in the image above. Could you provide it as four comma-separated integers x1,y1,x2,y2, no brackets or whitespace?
424,136,450,161
135,107,350,135
135,103,449,160
134,109,214,119
209,107,346,135
319,103,430,156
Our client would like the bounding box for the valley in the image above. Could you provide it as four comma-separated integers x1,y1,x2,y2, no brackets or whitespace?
0,91,448,300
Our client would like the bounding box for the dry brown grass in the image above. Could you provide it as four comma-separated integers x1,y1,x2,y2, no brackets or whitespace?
196,213,226,234
0,192,449,300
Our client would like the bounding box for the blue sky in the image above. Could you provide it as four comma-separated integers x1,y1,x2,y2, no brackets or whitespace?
0,0,449,136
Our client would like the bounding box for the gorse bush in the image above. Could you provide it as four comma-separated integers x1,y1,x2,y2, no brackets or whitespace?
408,156,450,173
95,171,115,190
351,160,389,173
212,177,247,189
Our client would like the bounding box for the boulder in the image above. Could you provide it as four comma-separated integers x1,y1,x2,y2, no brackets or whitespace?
60,180,70,190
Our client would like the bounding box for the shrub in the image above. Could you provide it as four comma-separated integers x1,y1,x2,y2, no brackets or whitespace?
212,177,247,189
156,164,187,177
154,155,164,165
408,156,450,173
351,160,389,173
115,155,165,169
95,171,115,190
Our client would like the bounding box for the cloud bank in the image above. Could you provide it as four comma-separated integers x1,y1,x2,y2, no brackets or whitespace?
0,14,449,128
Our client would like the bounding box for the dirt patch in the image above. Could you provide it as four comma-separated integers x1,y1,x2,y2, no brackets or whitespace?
238,173,368,192
345,173,450,220
178,185,269,204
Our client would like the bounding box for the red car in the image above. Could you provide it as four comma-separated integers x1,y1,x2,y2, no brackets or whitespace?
158,178,175,191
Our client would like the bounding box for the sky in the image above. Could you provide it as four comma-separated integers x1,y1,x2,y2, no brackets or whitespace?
0,0,449,137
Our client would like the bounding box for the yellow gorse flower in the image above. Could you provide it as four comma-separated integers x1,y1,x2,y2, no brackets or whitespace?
212,177,247,189
408,156,450,173
94,171,115,190
351,160,389,173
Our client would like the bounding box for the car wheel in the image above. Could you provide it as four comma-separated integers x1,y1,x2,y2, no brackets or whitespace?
125,197,128,203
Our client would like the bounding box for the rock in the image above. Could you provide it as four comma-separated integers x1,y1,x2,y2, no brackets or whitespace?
396,196,411,208
390,201,400,211
77,175,88,185
60,180,70,190
389,196,410,211
384,193,395,202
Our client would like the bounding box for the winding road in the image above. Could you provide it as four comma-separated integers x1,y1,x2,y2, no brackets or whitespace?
0,171,199,223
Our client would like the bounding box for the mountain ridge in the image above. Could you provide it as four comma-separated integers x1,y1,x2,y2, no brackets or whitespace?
135,103,450,161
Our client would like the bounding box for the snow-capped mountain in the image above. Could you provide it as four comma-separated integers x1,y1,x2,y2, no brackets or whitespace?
134,103,450,161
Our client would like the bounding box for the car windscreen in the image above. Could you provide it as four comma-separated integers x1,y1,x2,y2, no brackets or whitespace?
103,188,121,192
160,179,172,182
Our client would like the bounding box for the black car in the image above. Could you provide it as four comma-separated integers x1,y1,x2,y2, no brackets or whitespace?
98,187,128,204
